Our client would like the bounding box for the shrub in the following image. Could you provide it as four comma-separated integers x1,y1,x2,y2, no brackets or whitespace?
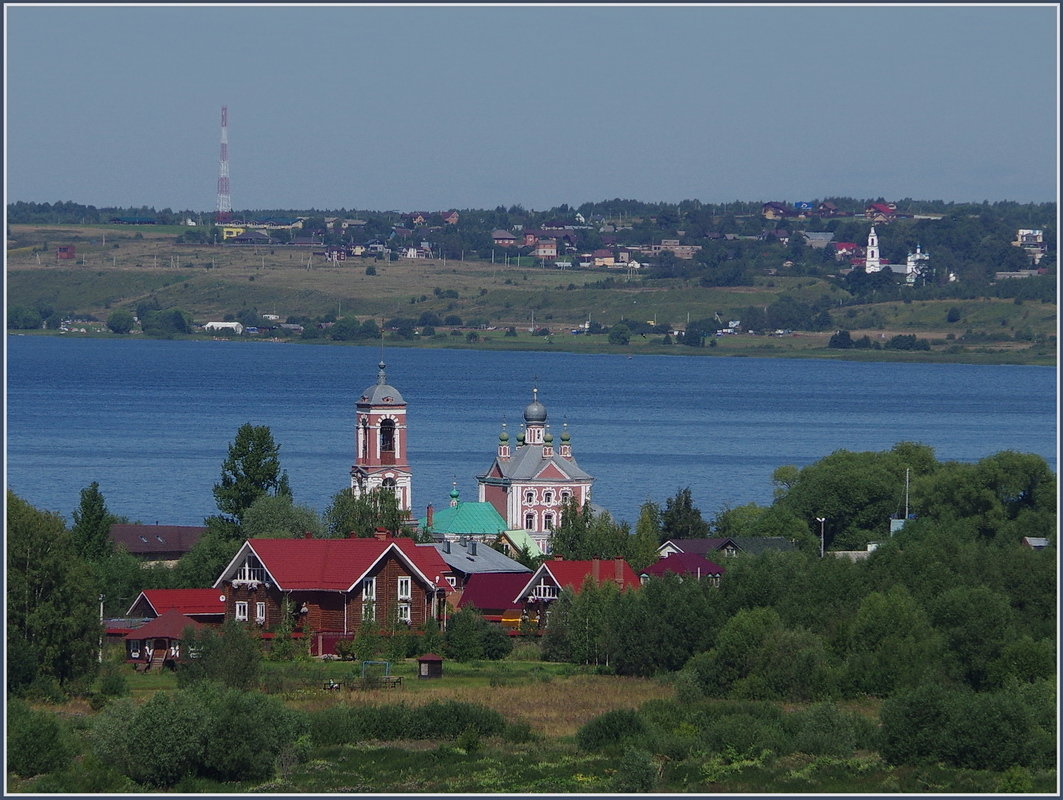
576,708,648,752
791,702,866,757
6,699,76,777
610,747,658,792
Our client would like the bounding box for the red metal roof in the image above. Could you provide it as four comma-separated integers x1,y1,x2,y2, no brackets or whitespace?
532,558,640,596
124,609,204,640
457,572,529,611
227,538,453,593
128,588,225,617
641,552,725,579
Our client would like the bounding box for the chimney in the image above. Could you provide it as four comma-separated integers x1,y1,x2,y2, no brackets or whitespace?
373,528,389,540
469,541,477,556
443,540,450,554
426,504,434,528
303,530,313,539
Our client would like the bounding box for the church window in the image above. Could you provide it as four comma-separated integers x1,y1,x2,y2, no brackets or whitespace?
361,419,369,459
524,512,535,530
380,419,396,452
561,491,571,503
544,491,554,505
382,477,397,494
544,513,555,530
524,490,535,504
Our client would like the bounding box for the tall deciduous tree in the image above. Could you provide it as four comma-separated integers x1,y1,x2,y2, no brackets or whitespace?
7,491,101,686
242,494,324,539
323,486,405,538
213,423,288,525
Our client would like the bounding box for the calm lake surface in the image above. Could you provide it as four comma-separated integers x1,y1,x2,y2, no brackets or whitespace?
5,335,1058,528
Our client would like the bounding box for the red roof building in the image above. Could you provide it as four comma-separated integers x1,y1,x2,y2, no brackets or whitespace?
125,589,225,622
122,609,204,670
456,572,530,630
640,552,725,585
213,537,454,655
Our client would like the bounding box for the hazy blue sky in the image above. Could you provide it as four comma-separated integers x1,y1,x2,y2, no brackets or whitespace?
5,4,1058,212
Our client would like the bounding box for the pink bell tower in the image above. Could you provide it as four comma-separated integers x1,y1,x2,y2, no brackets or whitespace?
351,361,412,513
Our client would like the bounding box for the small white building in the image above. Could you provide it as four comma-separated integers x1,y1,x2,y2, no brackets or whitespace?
204,321,244,335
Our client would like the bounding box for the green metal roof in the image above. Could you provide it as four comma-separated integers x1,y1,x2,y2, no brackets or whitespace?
501,529,543,559
419,502,508,536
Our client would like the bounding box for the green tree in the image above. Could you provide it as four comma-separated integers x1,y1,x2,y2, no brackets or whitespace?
178,619,262,690
71,481,118,561
212,423,286,526
607,323,631,345
660,487,709,541
242,493,323,538
171,524,243,588
106,309,136,334
629,501,663,571
323,486,405,538
7,491,101,686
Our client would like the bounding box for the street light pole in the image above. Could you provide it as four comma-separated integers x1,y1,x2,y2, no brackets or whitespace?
815,517,826,558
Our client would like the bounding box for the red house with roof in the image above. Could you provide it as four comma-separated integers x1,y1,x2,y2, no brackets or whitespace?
513,557,639,628
125,588,225,625
456,572,530,632
639,552,725,586
213,536,454,656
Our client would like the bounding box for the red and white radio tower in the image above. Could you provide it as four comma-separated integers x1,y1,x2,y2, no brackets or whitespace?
215,105,232,223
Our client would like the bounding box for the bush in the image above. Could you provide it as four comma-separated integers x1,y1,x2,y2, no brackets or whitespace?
90,684,307,788
610,747,658,792
791,702,868,757
6,699,76,777
576,708,648,752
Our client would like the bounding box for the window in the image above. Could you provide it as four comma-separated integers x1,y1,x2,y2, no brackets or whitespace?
235,601,248,621
255,602,266,623
544,491,553,504
380,419,396,452
362,602,375,621
561,491,571,504
360,419,369,459
382,477,396,495
525,512,535,530
397,576,411,601
397,604,411,623
524,490,535,504
544,513,555,530
363,577,376,601
446,576,456,588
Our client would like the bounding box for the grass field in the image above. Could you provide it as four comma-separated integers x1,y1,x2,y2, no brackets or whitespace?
6,223,1057,365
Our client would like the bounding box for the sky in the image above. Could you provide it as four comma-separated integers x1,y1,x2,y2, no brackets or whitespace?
4,3,1059,213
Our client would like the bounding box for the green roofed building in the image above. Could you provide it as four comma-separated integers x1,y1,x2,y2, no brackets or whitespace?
419,487,509,540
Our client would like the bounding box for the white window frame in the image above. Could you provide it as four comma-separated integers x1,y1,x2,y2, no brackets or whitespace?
363,577,376,601
397,603,411,623
525,512,535,530
235,601,248,621
255,602,266,623
544,512,555,530
397,576,411,601
544,490,554,505
524,490,535,504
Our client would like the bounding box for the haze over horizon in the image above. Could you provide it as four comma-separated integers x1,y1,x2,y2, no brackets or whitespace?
5,4,1058,212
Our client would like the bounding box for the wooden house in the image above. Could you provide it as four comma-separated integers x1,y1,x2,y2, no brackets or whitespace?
109,523,205,564
513,558,639,628
213,537,454,656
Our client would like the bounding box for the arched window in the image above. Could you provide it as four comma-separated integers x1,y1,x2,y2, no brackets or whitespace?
524,512,535,530
382,477,397,495
544,491,554,505
360,419,369,459
561,490,571,504
380,419,396,453
524,490,535,504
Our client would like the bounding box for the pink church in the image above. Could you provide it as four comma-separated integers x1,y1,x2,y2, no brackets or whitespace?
477,388,594,551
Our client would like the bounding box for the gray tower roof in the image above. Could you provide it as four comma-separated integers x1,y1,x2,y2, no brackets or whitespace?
359,361,405,406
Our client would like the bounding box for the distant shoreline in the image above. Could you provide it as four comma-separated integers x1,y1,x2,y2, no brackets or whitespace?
8,329,1055,368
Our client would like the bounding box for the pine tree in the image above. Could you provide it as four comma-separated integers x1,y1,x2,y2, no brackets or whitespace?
71,481,116,561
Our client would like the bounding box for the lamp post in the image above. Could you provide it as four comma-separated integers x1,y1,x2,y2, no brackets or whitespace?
815,517,826,558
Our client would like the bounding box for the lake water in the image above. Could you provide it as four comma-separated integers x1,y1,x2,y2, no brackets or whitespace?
5,335,1058,528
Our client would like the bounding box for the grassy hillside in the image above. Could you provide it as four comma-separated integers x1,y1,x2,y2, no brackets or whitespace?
6,224,1056,365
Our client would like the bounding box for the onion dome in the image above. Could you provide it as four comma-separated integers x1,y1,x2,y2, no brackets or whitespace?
359,361,404,405
499,430,509,443
523,387,547,424
560,429,571,443
544,432,554,444
516,430,526,444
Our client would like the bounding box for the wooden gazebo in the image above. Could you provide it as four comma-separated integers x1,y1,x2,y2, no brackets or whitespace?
124,609,203,671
